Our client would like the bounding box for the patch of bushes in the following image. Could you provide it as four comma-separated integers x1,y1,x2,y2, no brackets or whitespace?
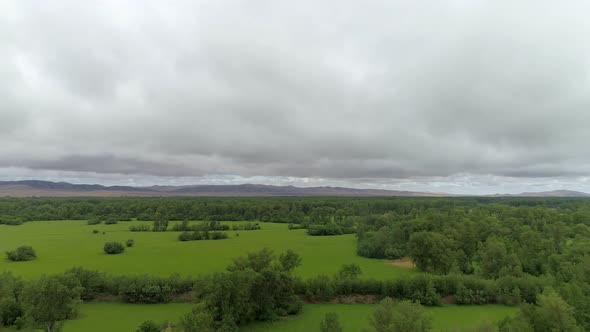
178,231,228,241
104,219,118,225
231,222,261,231
92,229,100,234
5,246,36,262
126,239,134,247
129,224,151,232
0,216,24,226
103,242,125,255
307,223,344,236
87,218,101,225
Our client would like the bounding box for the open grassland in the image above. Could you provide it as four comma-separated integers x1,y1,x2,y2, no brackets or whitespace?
0,220,416,279
55,303,516,332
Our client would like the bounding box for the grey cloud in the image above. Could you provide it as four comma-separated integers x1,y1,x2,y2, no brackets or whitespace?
1,0,590,193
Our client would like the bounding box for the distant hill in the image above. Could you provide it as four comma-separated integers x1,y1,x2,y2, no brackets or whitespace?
0,180,446,197
1,180,589,198
502,190,590,197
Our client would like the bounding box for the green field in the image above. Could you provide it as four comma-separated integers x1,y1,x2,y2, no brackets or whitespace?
0,220,415,279
54,303,516,332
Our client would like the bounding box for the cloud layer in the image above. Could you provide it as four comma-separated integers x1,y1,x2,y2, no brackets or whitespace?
1,1,590,193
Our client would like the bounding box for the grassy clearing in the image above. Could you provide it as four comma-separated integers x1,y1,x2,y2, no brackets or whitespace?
243,304,518,332
53,303,517,332
0,220,416,279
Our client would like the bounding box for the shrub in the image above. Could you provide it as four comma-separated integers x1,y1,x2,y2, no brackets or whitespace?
104,219,118,225
87,218,101,225
92,229,100,234
126,239,135,247
5,246,36,262
320,312,343,332
136,320,160,332
129,224,151,232
103,242,125,255
0,216,24,226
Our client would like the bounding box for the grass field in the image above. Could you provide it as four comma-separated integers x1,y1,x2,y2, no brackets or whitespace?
0,220,416,279
55,303,516,332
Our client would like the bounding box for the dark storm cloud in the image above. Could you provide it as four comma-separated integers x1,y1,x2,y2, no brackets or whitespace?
2,0,590,192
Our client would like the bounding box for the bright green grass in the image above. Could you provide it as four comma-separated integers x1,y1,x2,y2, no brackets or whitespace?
243,304,518,332
0,221,415,279
54,303,516,332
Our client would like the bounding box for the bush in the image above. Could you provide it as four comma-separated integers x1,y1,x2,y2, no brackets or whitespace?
5,246,36,262
126,239,135,247
129,224,151,232
103,242,125,255
0,216,24,226
92,229,100,234
178,231,227,241
87,218,101,225
307,224,343,236
136,320,160,332
104,219,118,225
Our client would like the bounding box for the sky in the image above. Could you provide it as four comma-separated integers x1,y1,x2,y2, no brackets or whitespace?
1,1,590,195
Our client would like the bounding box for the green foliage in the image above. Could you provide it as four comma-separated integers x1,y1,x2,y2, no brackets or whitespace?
178,304,215,332
6,246,36,262
320,312,343,332
103,242,125,255
408,232,454,274
22,274,81,332
129,223,151,232
86,218,101,225
336,264,362,280
104,219,118,225
195,249,302,330
367,298,432,332
126,239,134,247
136,320,160,332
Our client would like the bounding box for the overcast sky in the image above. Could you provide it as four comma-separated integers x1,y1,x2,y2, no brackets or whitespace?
1,1,590,194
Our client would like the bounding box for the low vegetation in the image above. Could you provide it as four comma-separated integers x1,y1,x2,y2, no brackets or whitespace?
5,245,36,262
103,242,125,255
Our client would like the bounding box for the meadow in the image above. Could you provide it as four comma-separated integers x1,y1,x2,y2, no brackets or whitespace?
55,303,516,332
0,220,415,279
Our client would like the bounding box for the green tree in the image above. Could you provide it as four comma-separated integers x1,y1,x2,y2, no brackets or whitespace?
367,298,432,332
21,275,81,332
408,232,454,274
278,249,302,272
6,246,36,262
320,312,343,332
336,264,362,280
178,304,215,332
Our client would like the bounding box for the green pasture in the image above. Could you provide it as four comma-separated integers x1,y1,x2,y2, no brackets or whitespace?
244,304,517,332
0,220,415,279
56,303,516,332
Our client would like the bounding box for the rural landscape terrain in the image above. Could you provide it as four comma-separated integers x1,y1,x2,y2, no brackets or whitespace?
2,195,590,331
3,0,590,331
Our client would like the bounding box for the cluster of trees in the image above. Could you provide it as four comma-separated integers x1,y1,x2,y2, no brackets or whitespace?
0,273,81,332
5,246,36,262
178,231,228,241
5,196,590,224
230,222,261,231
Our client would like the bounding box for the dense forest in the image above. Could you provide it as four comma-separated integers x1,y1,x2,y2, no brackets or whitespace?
2,197,590,330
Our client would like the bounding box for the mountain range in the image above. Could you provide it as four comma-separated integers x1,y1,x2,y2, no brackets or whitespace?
0,180,589,198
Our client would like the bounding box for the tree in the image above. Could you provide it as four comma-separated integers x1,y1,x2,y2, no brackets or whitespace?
478,237,522,279
336,264,362,280
178,304,215,332
531,288,581,332
103,242,125,255
21,275,81,332
6,246,36,262
279,249,302,272
320,312,343,332
408,232,454,274
367,298,432,332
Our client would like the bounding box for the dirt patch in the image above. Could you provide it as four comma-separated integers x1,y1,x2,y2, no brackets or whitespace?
441,295,457,305
386,257,415,269
328,295,379,304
